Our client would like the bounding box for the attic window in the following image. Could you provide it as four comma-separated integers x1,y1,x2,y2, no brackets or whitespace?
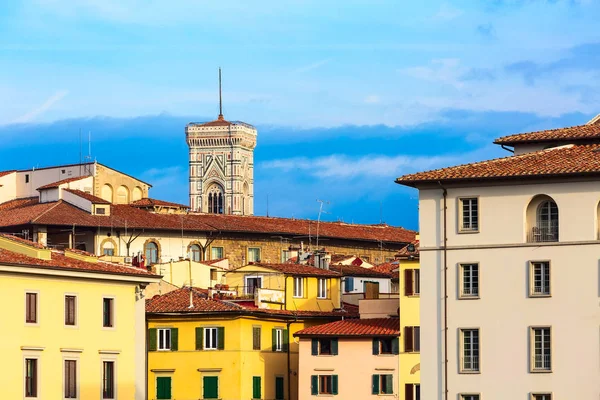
96,207,106,215
25,174,29,183
61,169,66,174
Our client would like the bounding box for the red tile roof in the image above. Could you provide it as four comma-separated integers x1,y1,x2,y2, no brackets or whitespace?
0,233,46,249
395,240,419,259
294,318,400,337
246,263,341,277
0,200,414,244
396,144,600,186
371,262,399,278
0,170,15,178
63,189,110,204
329,264,390,278
146,287,243,313
495,123,600,145
37,176,88,190
131,198,189,209
0,197,39,211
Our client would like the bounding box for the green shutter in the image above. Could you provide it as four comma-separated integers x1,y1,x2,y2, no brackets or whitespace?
282,329,289,352
156,377,171,399
392,337,399,355
332,338,338,356
332,375,338,395
311,339,319,356
170,328,178,351
217,327,225,350
148,328,157,351
372,374,379,395
195,327,203,350
203,376,219,399
272,329,277,351
385,375,393,394
372,338,379,355
311,375,318,395
275,377,284,400
252,376,261,399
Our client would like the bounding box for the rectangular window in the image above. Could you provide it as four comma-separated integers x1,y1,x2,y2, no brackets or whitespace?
281,250,291,263
532,394,552,400
253,326,261,350
319,375,333,394
25,358,37,398
531,327,551,371
319,338,332,355
380,337,393,354
103,298,114,328
25,174,30,183
459,197,479,232
460,264,479,298
102,361,115,399
461,395,480,400
460,329,480,373
204,327,218,350
64,360,77,399
372,374,393,395
210,268,218,281
274,328,283,352
26,292,37,324
203,376,218,399
530,262,551,296
405,383,420,400
156,376,172,400
158,328,171,351
344,277,354,292
211,246,224,260
245,276,262,295
275,376,284,400
293,277,304,298
65,295,76,326
96,207,106,215
317,278,328,299
404,326,420,353
252,376,261,399
404,269,420,296
248,247,261,262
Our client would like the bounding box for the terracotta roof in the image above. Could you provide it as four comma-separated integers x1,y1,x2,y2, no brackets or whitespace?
0,197,39,211
395,240,419,259
246,263,340,277
0,233,46,249
495,123,600,145
331,254,355,263
294,318,400,337
63,189,110,204
37,176,88,190
146,287,243,313
396,144,600,186
0,200,414,244
0,170,15,178
204,258,227,265
371,262,399,278
329,264,390,278
131,198,189,209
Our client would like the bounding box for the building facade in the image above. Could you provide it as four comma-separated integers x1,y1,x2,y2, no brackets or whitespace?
397,119,600,399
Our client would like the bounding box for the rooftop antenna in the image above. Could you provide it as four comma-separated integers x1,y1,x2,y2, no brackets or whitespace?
316,199,330,249
218,67,224,120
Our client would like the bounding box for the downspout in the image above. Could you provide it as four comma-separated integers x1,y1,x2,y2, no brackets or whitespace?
287,317,299,400
438,181,448,400
500,144,514,153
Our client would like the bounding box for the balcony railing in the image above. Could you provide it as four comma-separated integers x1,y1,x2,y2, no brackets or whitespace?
527,223,558,243
534,354,551,370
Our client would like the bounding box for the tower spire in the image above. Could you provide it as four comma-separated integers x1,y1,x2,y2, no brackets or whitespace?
218,67,224,120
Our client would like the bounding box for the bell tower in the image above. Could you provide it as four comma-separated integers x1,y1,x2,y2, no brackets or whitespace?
185,69,257,215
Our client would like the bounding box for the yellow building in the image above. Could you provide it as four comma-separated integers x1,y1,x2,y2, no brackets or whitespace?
0,233,159,400
153,258,228,288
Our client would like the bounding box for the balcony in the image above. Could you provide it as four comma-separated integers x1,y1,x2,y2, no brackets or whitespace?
527,223,558,243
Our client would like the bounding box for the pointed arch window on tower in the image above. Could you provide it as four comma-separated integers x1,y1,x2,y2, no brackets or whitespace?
206,184,225,214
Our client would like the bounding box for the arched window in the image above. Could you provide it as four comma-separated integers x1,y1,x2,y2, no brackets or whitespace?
189,244,202,262
527,196,559,243
102,241,115,256
145,241,159,264
206,183,224,214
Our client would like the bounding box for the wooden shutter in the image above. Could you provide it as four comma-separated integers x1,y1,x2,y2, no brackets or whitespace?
275,377,284,400
253,327,261,350
405,384,414,400
414,326,420,352
148,328,157,351
392,337,399,355
332,375,338,395
197,327,205,351
311,375,318,395
311,339,319,356
26,293,37,323
203,376,219,399
331,338,338,356
371,374,379,395
282,329,289,352
372,338,380,355
170,328,178,351
217,327,225,350
405,327,414,352
272,329,277,351
252,376,261,399
405,269,414,296
385,375,393,394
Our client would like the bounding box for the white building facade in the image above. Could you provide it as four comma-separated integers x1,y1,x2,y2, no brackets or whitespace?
397,119,600,400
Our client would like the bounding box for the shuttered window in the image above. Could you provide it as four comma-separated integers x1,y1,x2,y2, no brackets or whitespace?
275,377,284,400
404,269,420,296
405,383,420,400
203,376,218,399
311,375,337,395
293,277,304,297
404,327,420,352
64,360,77,399
103,298,114,328
158,328,171,351
272,328,288,352
156,377,171,400
25,358,37,398
253,326,261,350
205,327,218,350
26,292,37,324
344,277,354,292
65,295,76,326
372,374,393,395
102,361,115,399
252,376,261,399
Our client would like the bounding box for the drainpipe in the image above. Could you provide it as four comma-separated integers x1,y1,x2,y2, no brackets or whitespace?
438,181,448,400
501,144,514,153
287,317,299,400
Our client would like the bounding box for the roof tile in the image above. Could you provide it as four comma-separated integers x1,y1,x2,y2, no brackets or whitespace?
495,123,600,145
37,176,88,190
294,318,399,337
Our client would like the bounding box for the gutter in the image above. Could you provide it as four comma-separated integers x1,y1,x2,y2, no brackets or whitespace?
500,144,514,153
438,181,448,400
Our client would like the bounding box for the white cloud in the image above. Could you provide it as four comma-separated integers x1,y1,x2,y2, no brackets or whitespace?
432,3,464,21
399,58,464,89
364,95,381,104
294,59,332,74
11,90,69,124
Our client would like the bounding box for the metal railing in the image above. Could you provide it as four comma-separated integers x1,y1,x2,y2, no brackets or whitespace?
534,354,551,370
527,222,559,243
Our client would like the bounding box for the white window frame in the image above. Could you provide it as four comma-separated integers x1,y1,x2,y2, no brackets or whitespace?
274,328,283,352
317,278,328,299
460,395,480,400
529,261,551,297
211,246,224,260
204,327,218,350
157,328,171,351
531,394,552,400
64,293,78,328
281,250,291,263
244,275,263,295
530,326,552,372
459,328,480,373
25,290,40,326
100,357,117,400
458,197,479,233
24,354,41,399
459,263,479,299
293,277,304,298
247,247,261,263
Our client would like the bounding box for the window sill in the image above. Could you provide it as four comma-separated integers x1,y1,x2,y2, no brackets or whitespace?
403,351,420,354
458,229,480,234
406,294,420,298
459,370,481,374
529,294,551,298
458,295,480,300
203,348,219,351
530,369,552,374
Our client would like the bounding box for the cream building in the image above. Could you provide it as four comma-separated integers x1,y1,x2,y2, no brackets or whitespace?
396,118,600,400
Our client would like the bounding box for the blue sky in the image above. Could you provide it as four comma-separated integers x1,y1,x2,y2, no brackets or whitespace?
1,0,599,230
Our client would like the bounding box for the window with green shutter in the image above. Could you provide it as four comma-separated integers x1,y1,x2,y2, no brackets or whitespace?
331,338,338,355
170,328,178,351
156,377,171,400
372,374,394,395
311,375,318,395
372,374,379,395
203,376,218,399
275,377,284,400
148,328,157,351
217,327,225,350
372,338,380,355
282,329,289,352
252,376,261,399
332,375,338,395
272,328,284,352
195,327,203,350
311,339,319,355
